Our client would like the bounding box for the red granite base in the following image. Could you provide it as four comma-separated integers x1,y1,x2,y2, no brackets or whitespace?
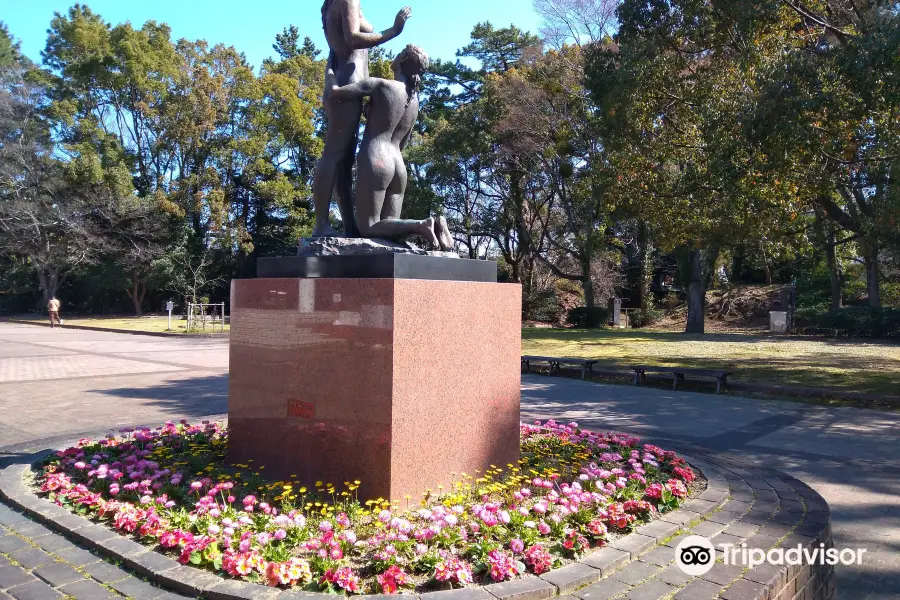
228,277,522,502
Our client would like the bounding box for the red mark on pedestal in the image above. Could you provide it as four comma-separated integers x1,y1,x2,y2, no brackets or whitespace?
288,400,315,420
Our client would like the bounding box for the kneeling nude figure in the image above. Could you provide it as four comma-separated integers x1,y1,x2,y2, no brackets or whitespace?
330,45,453,250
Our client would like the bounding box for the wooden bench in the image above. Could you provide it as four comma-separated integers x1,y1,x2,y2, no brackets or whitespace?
631,365,731,393
522,356,597,380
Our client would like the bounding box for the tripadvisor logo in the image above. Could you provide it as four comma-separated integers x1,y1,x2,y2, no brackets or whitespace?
675,536,867,575
675,536,716,576
720,542,866,568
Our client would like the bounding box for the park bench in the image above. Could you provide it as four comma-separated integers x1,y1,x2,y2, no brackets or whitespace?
631,365,731,394
522,356,597,380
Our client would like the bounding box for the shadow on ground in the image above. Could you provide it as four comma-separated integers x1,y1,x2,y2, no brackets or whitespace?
90,374,229,416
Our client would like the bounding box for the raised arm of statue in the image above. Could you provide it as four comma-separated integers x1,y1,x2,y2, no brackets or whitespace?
340,0,412,50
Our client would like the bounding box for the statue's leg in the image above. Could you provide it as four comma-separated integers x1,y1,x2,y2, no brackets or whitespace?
355,149,389,238
366,160,438,248
333,103,364,238
314,99,363,237
380,155,407,220
312,153,339,237
366,215,438,248
435,216,454,251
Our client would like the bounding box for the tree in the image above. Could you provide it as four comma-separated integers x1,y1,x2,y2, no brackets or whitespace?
489,44,620,308
154,234,225,307
411,22,546,295
586,0,803,333
534,0,617,48
0,25,89,303
40,6,323,291
744,2,900,308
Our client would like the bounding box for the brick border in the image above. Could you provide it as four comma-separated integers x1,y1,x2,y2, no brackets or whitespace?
0,451,834,600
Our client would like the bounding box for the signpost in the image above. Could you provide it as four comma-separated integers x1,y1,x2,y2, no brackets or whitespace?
166,300,174,331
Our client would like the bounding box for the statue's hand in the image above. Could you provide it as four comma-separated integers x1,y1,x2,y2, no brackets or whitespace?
328,84,341,100
394,6,412,34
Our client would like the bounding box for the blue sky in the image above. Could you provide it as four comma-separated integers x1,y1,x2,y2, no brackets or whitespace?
4,0,542,70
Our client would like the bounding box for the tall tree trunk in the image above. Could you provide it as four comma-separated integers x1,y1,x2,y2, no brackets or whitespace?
683,247,719,335
37,267,60,306
638,222,653,312
760,241,773,285
126,272,145,317
824,230,843,309
862,237,881,308
582,259,595,309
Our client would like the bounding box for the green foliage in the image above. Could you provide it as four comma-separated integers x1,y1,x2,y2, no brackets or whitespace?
795,307,900,339
524,289,565,324
5,5,898,325
882,282,900,308
566,306,611,329
630,306,665,329
0,22,23,73
0,10,329,314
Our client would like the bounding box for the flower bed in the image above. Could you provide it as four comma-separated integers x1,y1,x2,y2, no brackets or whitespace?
35,420,699,595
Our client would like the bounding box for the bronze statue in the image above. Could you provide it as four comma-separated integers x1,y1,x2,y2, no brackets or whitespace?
313,0,412,238
329,46,452,251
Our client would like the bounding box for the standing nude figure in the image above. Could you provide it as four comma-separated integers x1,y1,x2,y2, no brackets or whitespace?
330,45,453,250
313,0,412,238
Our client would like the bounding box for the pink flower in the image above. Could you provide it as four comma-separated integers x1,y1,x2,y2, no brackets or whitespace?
377,565,409,594
321,567,360,593
487,549,519,582
666,479,688,498
644,483,664,500
674,466,696,483
525,544,553,575
434,557,473,584
510,538,525,553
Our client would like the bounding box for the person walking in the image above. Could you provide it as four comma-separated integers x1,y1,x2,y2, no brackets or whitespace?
47,296,62,328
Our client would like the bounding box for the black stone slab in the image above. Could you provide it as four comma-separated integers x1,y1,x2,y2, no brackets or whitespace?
257,254,497,282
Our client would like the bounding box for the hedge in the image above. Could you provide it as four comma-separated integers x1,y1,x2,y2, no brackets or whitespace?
795,306,900,338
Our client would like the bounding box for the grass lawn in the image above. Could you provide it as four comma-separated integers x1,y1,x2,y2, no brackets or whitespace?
13,315,229,334
522,328,900,396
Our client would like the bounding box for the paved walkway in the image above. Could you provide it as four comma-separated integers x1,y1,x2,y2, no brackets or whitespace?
521,378,900,599
0,323,227,451
0,323,896,598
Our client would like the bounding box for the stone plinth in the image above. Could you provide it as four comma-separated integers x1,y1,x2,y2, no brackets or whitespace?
258,254,496,282
228,276,521,502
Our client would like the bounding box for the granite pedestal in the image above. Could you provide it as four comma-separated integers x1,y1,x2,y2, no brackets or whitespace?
228,256,521,502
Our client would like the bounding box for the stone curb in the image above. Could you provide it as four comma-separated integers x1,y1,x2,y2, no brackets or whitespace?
2,318,229,338
0,449,834,600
